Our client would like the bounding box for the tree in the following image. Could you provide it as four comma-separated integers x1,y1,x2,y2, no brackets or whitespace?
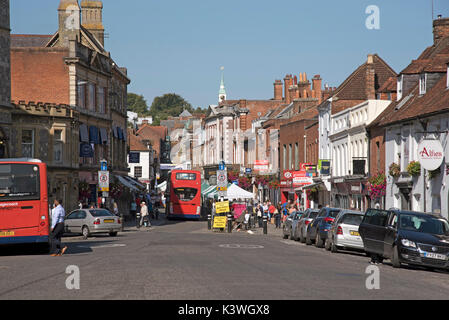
149,93,194,120
127,93,150,116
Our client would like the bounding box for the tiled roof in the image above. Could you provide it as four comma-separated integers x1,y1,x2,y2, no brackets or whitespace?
329,54,397,115
373,74,449,127
11,34,53,47
128,130,148,152
377,77,397,93
136,124,168,154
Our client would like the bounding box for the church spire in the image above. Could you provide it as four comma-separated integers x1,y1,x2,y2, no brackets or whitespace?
218,66,227,103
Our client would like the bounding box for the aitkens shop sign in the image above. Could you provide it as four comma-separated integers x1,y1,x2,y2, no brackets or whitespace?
418,139,444,171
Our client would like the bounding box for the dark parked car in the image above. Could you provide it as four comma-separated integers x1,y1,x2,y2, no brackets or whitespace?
306,207,341,247
283,211,303,240
358,208,449,270
295,208,320,243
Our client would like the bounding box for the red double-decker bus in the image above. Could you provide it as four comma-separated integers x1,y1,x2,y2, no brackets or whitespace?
165,170,202,220
0,159,50,251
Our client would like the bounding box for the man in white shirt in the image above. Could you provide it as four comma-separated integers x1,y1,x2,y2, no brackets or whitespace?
140,202,151,227
50,199,67,256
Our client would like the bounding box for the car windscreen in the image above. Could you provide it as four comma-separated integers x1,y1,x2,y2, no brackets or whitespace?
174,188,198,202
329,210,340,218
309,211,319,219
0,164,40,201
341,214,364,226
399,214,449,236
90,209,114,217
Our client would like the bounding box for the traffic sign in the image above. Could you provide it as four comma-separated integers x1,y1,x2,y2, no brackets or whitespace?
98,171,109,192
219,161,226,171
217,169,228,198
100,159,108,171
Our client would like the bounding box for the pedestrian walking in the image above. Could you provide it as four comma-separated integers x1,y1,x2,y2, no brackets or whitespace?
50,199,67,257
257,203,263,227
113,202,119,216
140,202,151,228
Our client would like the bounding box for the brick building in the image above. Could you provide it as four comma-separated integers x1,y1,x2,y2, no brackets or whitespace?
0,0,12,158
10,0,130,212
317,54,397,210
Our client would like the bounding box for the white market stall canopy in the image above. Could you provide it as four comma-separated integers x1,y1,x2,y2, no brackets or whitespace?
208,183,255,201
157,181,167,192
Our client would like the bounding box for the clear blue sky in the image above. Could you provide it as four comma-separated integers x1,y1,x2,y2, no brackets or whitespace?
10,0,449,110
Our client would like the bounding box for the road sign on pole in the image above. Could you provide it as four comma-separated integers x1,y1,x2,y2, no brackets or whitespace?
217,169,228,198
98,171,109,192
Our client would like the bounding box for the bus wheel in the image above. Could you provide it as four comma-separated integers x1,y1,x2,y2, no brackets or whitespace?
82,226,90,240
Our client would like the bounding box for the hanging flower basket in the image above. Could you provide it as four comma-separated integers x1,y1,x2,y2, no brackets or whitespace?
407,161,421,177
255,175,269,187
388,163,400,178
268,180,280,188
368,172,386,200
227,170,240,183
238,176,252,191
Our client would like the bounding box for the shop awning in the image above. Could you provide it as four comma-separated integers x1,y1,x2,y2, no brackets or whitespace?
123,175,146,189
157,181,167,192
89,126,100,145
100,128,109,145
295,182,324,192
79,124,89,143
116,175,139,192
202,185,217,196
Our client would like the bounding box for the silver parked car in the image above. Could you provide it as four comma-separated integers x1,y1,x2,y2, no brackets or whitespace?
295,208,320,243
325,209,365,253
64,209,122,239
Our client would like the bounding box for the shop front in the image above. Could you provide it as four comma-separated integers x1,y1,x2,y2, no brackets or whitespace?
331,178,369,211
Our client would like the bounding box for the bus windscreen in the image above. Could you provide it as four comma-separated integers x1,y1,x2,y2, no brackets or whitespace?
0,164,40,201
176,173,197,181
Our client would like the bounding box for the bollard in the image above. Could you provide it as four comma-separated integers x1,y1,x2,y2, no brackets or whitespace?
263,216,268,235
208,214,212,230
227,213,232,233
136,214,141,229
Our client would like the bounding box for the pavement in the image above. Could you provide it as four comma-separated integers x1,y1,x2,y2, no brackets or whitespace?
1,209,449,300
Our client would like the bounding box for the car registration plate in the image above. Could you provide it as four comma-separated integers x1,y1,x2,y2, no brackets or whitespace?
0,231,14,237
104,219,115,223
423,252,447,260
350,231,360,236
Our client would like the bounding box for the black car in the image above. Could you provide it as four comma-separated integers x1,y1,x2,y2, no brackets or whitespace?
359,208,449,270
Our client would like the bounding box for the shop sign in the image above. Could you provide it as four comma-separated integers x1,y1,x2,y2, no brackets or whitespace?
418,139,444,171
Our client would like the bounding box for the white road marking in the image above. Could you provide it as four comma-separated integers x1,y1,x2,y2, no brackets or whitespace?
76,244,126,249
219,244,264,249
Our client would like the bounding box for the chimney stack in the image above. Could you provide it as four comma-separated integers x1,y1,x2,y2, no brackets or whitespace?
58,0,81,48
80,0,105,47
284,75,293,104
433,17,449,44
312,75,322,104
274,80,283,100
366,55,376,100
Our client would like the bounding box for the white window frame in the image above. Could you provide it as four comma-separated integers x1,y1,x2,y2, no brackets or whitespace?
397,75,403,101
53,129,64,164
21,129,34,158
419,73,427,95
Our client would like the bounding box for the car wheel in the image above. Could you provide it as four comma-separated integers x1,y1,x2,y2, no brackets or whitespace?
290,228,295,240
109,231,118,237
299,230,306,243
315,233,324,248
306,233,312,245
325,238,331,251
331,241,338,253
82,226,90,240
391,245,401,268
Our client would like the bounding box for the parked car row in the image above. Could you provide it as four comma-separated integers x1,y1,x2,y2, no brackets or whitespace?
283,206,449,272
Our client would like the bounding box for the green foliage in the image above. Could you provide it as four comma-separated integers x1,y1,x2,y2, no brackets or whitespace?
388,163,401,178
407,161,421,177
127,93,150,116
149,93,197,125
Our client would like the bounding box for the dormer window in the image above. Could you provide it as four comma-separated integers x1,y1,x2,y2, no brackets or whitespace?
419,73,427,95
397,75,403,101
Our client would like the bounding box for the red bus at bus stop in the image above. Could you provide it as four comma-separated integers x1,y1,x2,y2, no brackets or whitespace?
0,159,50,251
165,170,201,220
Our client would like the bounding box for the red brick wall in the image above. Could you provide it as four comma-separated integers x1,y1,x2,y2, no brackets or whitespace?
305,122,319,165
369,126,385,176
11,48,70,105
